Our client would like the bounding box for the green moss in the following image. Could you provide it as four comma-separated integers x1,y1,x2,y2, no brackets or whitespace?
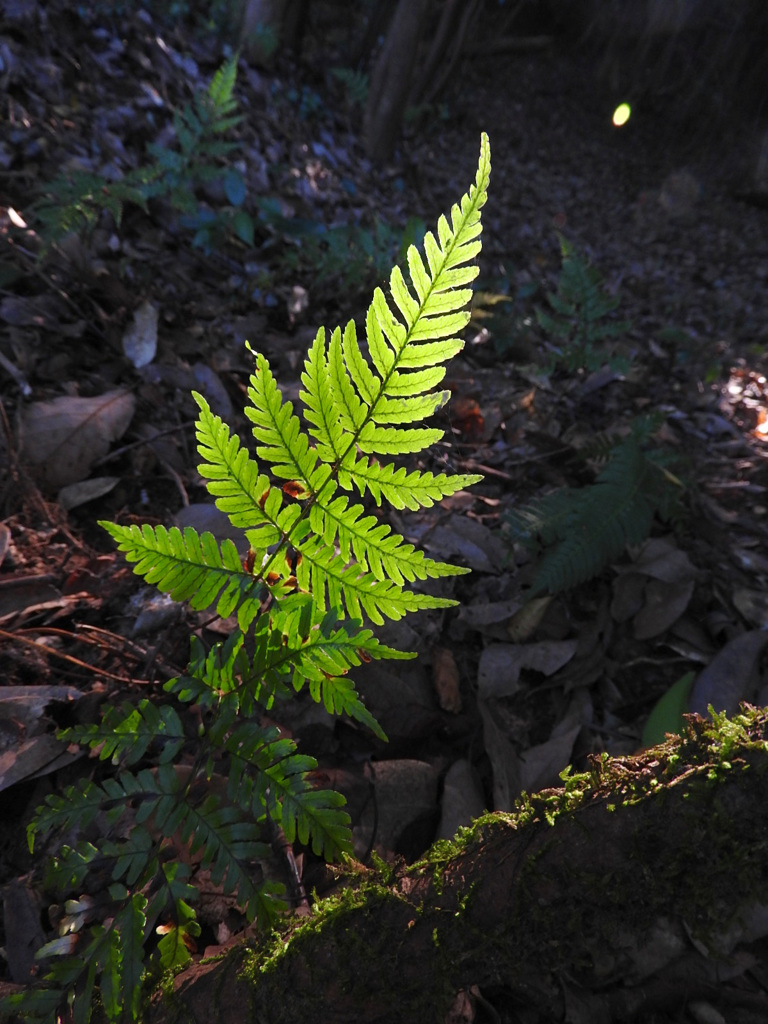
164,707,768,1023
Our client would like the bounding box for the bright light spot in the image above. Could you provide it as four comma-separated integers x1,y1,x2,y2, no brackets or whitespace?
8,207,26,228
612,103,631,127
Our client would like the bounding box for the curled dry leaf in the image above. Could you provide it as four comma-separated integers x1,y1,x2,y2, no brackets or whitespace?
19,389,136,490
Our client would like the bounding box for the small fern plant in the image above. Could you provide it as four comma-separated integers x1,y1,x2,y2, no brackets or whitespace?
537,234,631,373
33,56,252,249
7,135,491,1024
506,423,684,595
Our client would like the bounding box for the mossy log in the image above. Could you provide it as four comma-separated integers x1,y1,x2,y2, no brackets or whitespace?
150,709,768,1024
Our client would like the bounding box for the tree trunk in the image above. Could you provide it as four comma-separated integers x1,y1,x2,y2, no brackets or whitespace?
363,0,433,164
148,710,768,1024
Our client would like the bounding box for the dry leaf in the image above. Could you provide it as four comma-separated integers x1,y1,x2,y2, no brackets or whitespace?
519,724,581,794
733,587,768,628
0,734,81,793
689,630,768,717
507,596,552,642
457,598,521,631
0,576,64,623
3,881,46,983
20,389,136,489
415,516,507,574
479,699,521,811
436,759,486,839
58,475,119,510
477,640,578,699
432,646,462,713
633,578,695,639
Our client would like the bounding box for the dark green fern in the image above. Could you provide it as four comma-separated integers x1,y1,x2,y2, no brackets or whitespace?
33,56,249,250
537,234,631,373
6,135,491,1024
508,432,684,595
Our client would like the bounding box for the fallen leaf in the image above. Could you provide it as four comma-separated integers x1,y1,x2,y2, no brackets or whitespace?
415,516,507,574
0,576,65,623
611,572,650,622
457,598,521,631
519,724,581,794
633,578,695,640
19,389,136,489
436,759,486,839
688,631,768,717
443,988,475,1024
192,362,233,419
507,596,552,642
3,881,46,983
449,395,484,441
479,699,521,811
477,639,578,699
354,759,440,858
353,660,438,740
733,587,768,629
0,734,81,793
0,684,81,727
58,475,119,510
432,646,462,713
628,538,699,584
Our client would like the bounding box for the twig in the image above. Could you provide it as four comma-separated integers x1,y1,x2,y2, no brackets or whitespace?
0,627,147,684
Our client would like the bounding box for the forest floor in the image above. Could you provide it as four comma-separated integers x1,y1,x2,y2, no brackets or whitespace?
2,3,768,1022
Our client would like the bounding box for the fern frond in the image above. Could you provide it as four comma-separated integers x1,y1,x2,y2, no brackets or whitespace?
244,355,322,485
111,137,490,637
101,829,158,888
299,133,489,462
23,134,493,1024
60,700,185,768
177,796,275,921
29,779,121,848
105,894,146,1022
221,722,353,860
308,493,463,584
510,436,682,595
99,521,262,624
